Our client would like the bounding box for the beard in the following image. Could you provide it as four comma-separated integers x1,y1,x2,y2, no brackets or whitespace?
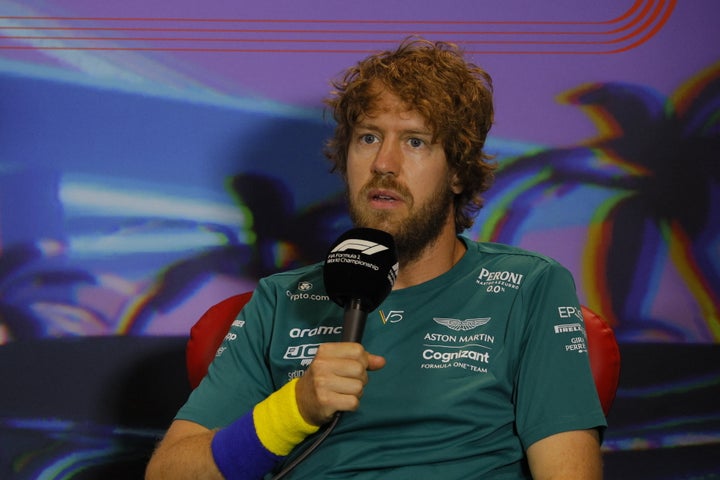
348,175,455,266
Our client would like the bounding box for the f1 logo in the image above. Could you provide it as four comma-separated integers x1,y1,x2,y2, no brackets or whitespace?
330,239,389,255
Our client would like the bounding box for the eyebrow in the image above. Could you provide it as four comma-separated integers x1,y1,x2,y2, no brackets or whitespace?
354,121,433,138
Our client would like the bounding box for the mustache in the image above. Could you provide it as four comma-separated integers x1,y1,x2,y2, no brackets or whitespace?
359,175,412,203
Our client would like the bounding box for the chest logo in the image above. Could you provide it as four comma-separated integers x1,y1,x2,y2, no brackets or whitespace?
298,281,313,292
380,310,404,324
433,317,490,332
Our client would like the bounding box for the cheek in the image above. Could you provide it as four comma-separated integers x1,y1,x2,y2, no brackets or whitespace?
345,164,366,197
411,164,452,195
346,152,369,178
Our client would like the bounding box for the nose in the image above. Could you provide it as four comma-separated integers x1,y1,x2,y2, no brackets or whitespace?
371,139,400,176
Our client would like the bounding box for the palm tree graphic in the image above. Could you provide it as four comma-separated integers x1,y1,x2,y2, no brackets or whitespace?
476,62,720,342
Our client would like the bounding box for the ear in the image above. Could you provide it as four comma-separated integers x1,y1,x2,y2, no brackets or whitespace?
450,172,464,195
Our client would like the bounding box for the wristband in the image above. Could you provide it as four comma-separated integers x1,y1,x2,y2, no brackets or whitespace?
253,378,320,456
211,411,282,480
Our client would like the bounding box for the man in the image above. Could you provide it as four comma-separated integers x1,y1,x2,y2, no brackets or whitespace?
146,37,606,479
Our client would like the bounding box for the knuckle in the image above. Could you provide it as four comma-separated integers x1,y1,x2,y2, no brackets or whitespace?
346,397,361,411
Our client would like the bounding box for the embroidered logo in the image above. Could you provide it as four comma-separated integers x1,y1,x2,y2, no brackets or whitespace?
433,317,491,332
379,310,404,324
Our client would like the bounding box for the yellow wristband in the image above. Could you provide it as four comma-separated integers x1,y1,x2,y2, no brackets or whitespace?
253,378,320,456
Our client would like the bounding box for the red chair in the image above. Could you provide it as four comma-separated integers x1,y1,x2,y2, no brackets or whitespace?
186,292,254,390
186,295,620,415
581,305,621,415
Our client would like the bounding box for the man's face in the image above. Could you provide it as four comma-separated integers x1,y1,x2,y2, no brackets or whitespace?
345,89,461,264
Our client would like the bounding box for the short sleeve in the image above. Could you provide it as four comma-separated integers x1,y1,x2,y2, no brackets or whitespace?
175,279,277,429
513,262,607,449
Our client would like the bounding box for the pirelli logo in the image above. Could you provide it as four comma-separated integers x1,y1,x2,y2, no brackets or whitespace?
554,323,584,334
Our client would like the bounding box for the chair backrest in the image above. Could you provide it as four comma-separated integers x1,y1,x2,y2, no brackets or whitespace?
186,292,253,390
186,295,620,415
581,305,621,415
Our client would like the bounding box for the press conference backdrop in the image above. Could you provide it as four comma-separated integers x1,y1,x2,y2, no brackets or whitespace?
0,1,718,478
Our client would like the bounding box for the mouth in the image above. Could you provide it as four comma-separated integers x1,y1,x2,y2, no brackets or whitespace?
368,189,403,205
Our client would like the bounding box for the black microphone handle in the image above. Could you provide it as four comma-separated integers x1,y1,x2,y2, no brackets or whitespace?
341,298,367,343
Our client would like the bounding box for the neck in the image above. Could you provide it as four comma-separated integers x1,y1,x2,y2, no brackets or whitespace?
393,228,466,290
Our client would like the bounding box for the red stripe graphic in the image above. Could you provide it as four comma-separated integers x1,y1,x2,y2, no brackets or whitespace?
0,0,676,54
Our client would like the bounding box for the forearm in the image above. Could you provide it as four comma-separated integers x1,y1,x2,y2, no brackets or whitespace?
145,427,223,480
146,379,318,480
146,415,281,480
527,429,602,480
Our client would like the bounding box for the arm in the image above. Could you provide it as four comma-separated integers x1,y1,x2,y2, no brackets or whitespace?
146,420,222,480
514,262,607,477
146,342,385,479
526,429,602,480
146,405,288,480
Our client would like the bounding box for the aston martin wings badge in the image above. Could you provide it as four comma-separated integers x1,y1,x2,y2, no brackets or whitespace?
433,317,491,332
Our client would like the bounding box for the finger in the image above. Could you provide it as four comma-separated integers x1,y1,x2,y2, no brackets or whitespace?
310,359,369,392
316,342,368,361
297,372,365,423
367,354,386,371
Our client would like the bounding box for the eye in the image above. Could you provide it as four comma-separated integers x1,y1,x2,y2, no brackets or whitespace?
408,137,425,148
360,133,378,144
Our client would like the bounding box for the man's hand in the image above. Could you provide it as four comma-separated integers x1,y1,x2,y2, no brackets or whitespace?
295,342,386,426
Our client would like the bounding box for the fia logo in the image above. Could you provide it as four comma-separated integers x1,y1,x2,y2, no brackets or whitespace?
380,310,404,324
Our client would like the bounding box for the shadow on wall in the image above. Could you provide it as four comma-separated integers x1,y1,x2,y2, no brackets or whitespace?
0,101,349,342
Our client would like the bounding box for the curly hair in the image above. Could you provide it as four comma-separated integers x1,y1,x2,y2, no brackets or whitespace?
324,37,497,233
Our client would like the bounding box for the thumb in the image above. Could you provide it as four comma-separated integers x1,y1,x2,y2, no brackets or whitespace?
367,353,386,371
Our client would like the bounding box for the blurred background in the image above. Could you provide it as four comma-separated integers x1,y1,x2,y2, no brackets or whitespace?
0,1,718,478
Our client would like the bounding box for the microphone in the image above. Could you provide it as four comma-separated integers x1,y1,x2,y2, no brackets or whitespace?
268,228,397,480
323,228,398,343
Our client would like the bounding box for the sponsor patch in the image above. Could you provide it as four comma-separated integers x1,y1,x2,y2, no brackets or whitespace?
476,267,524,293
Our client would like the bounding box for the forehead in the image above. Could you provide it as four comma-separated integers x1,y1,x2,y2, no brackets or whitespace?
358,88,432,131
365,85,408,114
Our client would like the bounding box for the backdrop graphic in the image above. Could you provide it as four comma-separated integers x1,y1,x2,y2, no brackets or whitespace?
0,0,719,478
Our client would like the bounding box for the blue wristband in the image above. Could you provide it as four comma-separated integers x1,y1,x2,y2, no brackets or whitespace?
211,411,284,480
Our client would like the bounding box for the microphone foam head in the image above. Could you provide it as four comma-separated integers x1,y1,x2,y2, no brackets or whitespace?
323,228,398,312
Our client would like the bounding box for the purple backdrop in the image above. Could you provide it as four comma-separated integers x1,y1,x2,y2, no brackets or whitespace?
1,1,719,478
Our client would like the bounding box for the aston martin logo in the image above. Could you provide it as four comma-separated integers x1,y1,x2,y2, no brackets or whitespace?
433,317,491,332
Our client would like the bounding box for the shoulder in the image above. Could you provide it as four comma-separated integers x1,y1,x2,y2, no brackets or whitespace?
463,237,566,271
460,238,576,295
257,262,325,292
